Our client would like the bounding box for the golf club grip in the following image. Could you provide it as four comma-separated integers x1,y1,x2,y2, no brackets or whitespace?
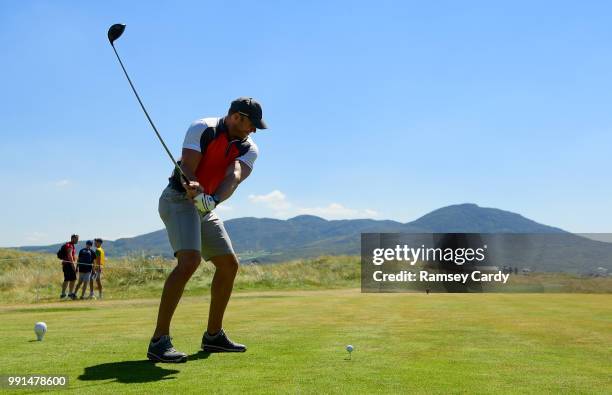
110,44,190,183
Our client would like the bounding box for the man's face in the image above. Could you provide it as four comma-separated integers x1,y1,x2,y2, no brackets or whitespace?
86,244,92,249
71,236,79,244
95,241,101,248
229,112,256,140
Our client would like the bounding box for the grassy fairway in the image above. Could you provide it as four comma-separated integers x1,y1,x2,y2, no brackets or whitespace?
0,290,610,394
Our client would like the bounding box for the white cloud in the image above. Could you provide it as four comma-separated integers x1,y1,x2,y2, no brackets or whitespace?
54,179,71,187
248,190,291,211
248,191,379,219
364,209,379,217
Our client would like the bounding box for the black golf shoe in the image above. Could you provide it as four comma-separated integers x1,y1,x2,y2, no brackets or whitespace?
147,335,187,363
201,329,247,353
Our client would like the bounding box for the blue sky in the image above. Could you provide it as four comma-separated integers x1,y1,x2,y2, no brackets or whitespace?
1,1,611,246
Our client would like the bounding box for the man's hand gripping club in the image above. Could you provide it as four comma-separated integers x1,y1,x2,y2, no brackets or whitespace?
182,180,217,215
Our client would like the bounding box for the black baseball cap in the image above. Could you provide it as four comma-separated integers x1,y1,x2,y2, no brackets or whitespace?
229,97,268,129
86,240,93,246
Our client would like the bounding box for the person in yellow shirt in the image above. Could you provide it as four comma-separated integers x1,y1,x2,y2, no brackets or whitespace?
89,238,105,299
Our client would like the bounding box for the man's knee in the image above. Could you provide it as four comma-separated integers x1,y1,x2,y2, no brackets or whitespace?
175,250,202,276
210,254,239,274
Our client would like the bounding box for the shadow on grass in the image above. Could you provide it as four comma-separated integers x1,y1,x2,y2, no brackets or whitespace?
78,360,179,384
78,353,212,384
189,351,211,361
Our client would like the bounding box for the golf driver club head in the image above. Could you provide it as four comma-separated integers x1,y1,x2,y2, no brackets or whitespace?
108,23,126,45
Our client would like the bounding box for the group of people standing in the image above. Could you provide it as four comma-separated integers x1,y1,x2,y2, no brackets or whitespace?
58,234,105,300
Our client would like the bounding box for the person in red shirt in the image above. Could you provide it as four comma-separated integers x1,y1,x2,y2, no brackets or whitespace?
59,234,79,300
148,97,267,363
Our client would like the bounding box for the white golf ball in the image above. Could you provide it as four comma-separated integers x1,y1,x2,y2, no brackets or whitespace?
34,322,47,341
346,344,354,352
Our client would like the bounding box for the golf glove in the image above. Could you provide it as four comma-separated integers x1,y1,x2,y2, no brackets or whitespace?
193,193,216,214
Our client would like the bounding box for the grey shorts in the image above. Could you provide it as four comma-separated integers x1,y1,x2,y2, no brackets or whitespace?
79,272,91,282
158,186,235,261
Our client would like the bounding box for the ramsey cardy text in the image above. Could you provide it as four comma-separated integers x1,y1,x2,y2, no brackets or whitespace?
373,270,510,284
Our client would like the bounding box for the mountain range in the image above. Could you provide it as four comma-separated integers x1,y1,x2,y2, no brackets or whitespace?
16,203,611,273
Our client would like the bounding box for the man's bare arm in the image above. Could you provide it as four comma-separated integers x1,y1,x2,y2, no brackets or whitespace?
179,148,202,182
179,148,204,198
214,160,252,203
68,247,76,271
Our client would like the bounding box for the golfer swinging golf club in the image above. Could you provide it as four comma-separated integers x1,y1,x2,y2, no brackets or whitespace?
148,97,267,363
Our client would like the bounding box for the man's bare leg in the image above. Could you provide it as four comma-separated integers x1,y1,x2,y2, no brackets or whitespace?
152,250,201,339
207,254,239,334
96,276,103,298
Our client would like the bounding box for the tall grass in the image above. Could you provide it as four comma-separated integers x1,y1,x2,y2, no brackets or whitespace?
0,249,360,303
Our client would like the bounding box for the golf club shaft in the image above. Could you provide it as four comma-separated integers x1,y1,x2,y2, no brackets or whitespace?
110,44,189,183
